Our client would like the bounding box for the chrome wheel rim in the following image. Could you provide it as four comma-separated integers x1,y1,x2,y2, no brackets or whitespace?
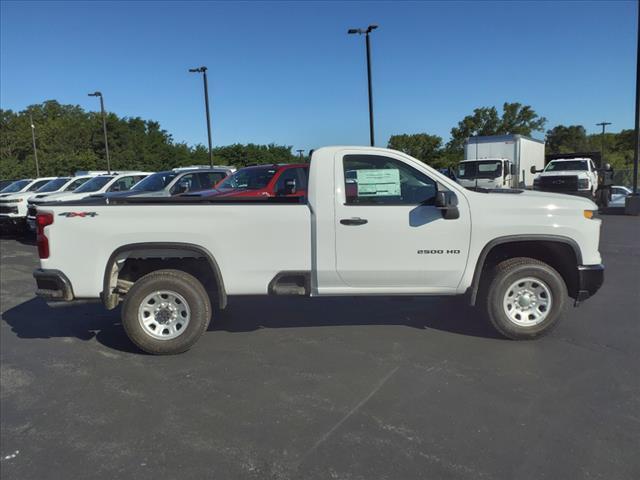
138,290,190,340
503,277,552,327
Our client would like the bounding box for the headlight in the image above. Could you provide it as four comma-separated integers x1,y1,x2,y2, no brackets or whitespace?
578,179,590,189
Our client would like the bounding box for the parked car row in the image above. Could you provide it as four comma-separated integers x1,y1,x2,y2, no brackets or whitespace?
1,163,311,234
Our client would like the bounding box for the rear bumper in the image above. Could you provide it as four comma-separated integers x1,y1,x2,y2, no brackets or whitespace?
576,264,604,303
33,269,75,301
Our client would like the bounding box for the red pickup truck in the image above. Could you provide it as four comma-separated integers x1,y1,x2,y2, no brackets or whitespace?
198,163,309,199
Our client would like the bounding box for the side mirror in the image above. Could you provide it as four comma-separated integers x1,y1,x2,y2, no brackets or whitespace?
283,178,297,195
434,191,459,220
605,163,612,171
530,166,539,174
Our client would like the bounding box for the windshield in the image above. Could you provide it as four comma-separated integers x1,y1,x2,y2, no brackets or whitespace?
217,167,277,190
73,176,114,193
0,179,30,193
457,160,502,179
37,178,71,192
545,160,589,172
131,172,178,192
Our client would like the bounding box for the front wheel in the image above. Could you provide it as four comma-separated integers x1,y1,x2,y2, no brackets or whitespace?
122,269,212,354
484,257,567,340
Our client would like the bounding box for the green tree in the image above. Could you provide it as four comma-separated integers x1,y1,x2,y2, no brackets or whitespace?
0,100,298,179
388,133,443,165
546,125,589,153
448,102,546,152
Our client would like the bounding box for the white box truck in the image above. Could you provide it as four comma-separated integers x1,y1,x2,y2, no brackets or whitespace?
458,134,545,189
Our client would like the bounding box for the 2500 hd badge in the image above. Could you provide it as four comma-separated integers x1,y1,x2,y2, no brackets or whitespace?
417,249,461,254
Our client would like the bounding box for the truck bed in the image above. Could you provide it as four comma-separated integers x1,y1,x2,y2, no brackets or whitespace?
38,197,311,298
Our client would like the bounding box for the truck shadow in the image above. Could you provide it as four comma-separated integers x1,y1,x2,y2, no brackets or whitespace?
2,295,500,354
1,298,140,353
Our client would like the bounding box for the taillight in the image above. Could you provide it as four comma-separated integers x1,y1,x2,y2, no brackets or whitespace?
36,213,54,259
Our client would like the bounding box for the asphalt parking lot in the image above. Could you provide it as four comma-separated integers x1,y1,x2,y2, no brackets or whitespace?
1,214,639,480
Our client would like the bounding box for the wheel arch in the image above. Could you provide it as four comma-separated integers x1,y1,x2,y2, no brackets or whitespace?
101,242,227,310
469,235,582,306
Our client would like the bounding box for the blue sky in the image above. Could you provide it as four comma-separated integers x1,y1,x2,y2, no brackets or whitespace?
1,1,636,152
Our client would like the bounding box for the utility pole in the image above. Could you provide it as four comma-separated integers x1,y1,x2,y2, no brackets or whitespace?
88,91,111,173
29,113,40,177
596,121,612,166
627,0,640,215
348,25,379,147
296,149,305,161
189,66,214,166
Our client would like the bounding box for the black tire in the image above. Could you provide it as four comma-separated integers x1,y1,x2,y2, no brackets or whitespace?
484,257,567,340
122,269,211,354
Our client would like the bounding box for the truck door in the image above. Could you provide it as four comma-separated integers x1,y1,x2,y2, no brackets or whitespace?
334,152,471,290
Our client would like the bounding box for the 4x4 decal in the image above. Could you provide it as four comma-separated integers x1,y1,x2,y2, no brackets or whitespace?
58,212,98,218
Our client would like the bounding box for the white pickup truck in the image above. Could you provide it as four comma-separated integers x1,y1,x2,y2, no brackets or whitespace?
532,158,600,199
33,147,604,354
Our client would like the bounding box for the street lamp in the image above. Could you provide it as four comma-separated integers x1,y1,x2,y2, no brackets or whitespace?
88,91,111,173
296,149,305,160
348,24,379,147
189,66,214,167
29,113,40,177
627,0,640,215
596,121,612,166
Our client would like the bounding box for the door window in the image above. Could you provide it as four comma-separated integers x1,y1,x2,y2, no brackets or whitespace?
275,168,299,195
28,180,51,191
170,173,200,194
343,155,437,205
109,176,139,192
297,167,309,190
65,177,90,191
197,172,227,190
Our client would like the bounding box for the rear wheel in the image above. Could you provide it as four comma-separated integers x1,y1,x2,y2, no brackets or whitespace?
122,269,211,354
484,257,567,339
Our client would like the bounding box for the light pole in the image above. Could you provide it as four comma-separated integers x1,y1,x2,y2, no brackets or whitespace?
596,121,612,166
296,149,305,161
88,91,111,173
627,0,640,215
348,24,378,147
189,66,214,167
29,113,40,176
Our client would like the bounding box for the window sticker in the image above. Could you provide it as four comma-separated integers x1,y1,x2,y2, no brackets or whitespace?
356,169,401,197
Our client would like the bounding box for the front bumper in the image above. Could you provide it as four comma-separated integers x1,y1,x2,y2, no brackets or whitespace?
33,269,75,301
533,187,594,198
576,264,604,303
